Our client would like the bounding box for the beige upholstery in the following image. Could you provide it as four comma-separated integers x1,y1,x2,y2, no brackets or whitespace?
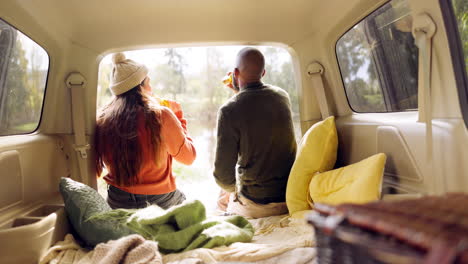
0,0,467,263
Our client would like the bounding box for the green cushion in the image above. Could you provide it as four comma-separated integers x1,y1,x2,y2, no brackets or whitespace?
59,177,134,246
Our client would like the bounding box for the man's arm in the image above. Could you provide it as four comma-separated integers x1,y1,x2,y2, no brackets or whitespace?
213,108,238,192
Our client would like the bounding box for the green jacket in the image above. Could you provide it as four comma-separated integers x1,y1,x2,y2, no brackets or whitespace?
213,83,297,204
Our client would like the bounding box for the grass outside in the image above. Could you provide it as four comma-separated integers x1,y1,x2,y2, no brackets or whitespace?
13,122,38,131
0,122,38,135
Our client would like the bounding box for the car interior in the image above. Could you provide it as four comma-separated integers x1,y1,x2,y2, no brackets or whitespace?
0,0,467,263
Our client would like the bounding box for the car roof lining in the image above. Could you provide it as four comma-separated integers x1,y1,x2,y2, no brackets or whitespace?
11,0,384,53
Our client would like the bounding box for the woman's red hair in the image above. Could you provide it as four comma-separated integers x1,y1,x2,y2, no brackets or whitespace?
95,85,161,186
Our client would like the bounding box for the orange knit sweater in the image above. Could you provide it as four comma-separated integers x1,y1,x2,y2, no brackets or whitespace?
104,103,196,195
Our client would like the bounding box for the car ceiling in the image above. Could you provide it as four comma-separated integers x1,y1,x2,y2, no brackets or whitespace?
8,0,378,53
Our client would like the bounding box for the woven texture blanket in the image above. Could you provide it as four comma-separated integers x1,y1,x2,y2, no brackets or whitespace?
89,200,254,253
91,234,162,264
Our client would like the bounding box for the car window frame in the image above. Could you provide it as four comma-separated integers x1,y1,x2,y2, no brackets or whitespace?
335,0,421,114
0,17,50,136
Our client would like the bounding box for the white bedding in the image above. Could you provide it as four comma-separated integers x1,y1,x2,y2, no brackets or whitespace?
41,215,316,264
163,215,315,263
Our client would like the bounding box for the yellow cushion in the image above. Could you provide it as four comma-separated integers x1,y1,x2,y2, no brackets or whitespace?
286,116,338,215
308,153,386,206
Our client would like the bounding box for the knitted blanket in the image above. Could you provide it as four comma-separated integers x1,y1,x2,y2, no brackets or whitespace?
89,200,254,253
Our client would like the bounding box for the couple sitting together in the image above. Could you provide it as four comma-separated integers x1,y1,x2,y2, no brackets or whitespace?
95,47,297,219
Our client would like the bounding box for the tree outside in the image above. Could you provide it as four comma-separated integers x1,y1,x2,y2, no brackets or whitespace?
452,0,468,74
0,19,48,136
336,0,418,113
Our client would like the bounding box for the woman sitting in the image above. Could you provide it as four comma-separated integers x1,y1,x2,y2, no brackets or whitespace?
95,52,196,209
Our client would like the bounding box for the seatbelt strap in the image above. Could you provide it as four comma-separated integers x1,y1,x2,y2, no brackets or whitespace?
412,13,437,189
307,62,330,119
413,13,436,124
66,72,90,183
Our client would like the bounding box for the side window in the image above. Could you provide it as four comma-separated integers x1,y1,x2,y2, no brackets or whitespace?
445,0,468,127
451,0,467,75
0,19,49,136
336,0,418,113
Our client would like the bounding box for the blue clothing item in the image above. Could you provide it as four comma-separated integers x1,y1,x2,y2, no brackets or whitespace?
107,185,186,210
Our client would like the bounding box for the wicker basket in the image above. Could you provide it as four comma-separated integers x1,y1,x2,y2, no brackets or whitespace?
308,193,468,264
310,211,424,264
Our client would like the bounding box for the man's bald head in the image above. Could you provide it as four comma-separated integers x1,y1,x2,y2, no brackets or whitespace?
235,47,265,81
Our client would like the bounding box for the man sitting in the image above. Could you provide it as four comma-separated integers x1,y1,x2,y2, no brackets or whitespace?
213,47,297,218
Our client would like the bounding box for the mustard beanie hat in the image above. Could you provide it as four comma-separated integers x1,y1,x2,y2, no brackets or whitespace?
109,52,149,95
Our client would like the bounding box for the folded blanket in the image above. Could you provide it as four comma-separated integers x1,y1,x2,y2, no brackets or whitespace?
89,200,254,253
40,234,162,264
92,234,162,264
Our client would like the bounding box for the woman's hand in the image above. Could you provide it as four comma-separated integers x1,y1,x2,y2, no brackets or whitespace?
158,98,187,130
166,100,183,119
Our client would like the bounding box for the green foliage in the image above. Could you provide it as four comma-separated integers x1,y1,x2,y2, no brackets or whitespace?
153,48,187,101
261,47,299,114
337,24,385,112
1,34,46,135
172,162,206,181
96,63,113,110
13,122,37,132
4,39,28,129
453,0,468,73
336,0,418,113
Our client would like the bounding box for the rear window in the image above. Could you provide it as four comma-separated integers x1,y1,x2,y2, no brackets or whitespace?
336,0,418,113
0,19,49,135
97,46,299,212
